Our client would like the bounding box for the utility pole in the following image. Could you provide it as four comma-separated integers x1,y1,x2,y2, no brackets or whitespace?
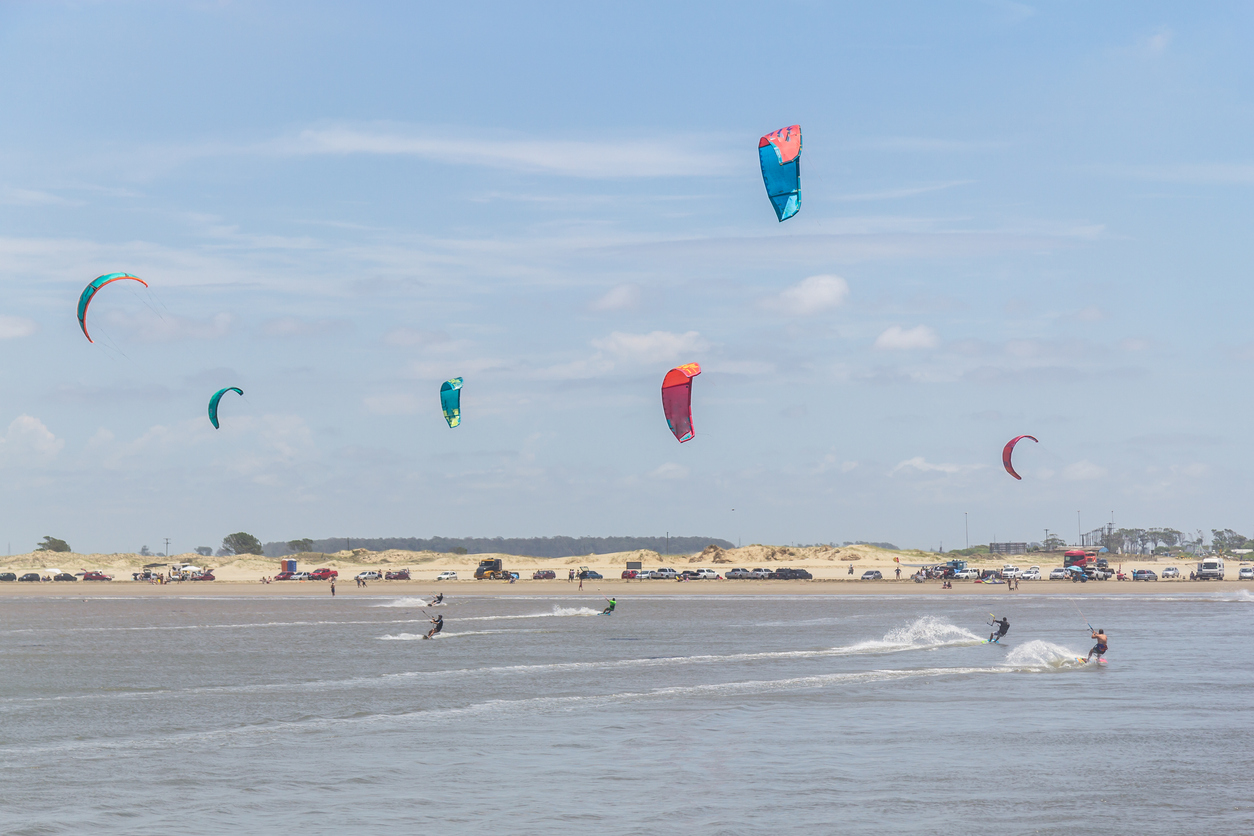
164,538,171,557
666,531,669,556
965,512,969,549
1077,511,1081,545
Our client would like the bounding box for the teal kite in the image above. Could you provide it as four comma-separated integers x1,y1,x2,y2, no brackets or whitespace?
440,378,463,428
78,273,147,343
758,125,802,222
208,387,243,429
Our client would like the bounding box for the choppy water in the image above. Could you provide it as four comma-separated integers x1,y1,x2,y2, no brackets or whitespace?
2,592,1252,835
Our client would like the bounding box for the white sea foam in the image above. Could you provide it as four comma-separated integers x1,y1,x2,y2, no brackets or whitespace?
373,597,430,608
1003,640,1088,670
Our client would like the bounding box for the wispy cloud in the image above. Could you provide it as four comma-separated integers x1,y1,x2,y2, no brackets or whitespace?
0,316,38,339
589,284,641,312
0,415,64,466
834,181,972,202
276,126,737,178
891,457,983,475
874,325,938,350
761,275,849,316
591,330,708,365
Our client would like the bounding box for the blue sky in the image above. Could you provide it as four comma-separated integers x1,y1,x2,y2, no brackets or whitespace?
2,1,1253,553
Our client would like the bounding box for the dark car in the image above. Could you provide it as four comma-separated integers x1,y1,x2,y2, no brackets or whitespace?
725,568,752,579
384,569,410,580
578,570,603,580
534,569,557,580
53,573,77,582
273,571,296,581
0,572,16,582
310,568,339,580
1132,569,1158,581
680,570,701,580
861,570,883,580
82,571,113,581
18,573,41,582
189,571,215,581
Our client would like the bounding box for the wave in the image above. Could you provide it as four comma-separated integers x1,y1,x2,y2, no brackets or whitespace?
378,629,540,640
1002,640,1092,670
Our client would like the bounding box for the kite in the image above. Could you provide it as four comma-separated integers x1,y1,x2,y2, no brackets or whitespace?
77,273,148,343
208,387,243,429
661,363,701,443
758,125,802,222
1002,435,1038,480
441,377,463,428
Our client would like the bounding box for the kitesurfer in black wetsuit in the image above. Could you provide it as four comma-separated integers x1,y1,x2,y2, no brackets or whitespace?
432,593,443,605
989,616,1010,643
426,614,444,639
1086,628,1107,661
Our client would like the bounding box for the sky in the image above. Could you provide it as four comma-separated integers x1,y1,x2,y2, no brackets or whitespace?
2,1,1253,554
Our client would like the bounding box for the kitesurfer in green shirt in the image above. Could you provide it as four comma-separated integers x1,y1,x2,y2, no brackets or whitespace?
602,597,616,615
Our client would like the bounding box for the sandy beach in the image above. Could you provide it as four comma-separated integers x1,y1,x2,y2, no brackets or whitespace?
3,542,1248,597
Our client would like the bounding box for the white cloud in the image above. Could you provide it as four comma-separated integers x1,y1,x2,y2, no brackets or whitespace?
891,456,965,475
716,360,776,376
1145,28,1173,54
874,325,939,350
650,462,689,480
364,393,422,416
589,284,641,312
279,127,735,178
385,328,453,348
591,330,708,365
0,415,64,465
762,275,849,316
1077,306,1106,322
0,316,38,339
101,311,233,342
261,317,349,337
1063,460,1107,481
0,186,81,206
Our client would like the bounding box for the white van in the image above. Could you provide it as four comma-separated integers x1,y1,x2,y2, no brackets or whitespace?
1198,558,1225,580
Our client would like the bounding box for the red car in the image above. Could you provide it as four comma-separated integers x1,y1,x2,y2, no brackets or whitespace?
621,570,641,579
82,571,113,581
274,571,296,581
309,568,338,580
189,571,215,581
532,570,556,580
384,569,410,580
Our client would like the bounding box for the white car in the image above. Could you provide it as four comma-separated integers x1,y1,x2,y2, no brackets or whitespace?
953,569,980,579
1240,566,1254,581
1001,565,1022,579
435,571,458,581
749,568,772,579
651,567,679,579
694,568,720,579
355,571,382,581
1161,567,1180,579
290,572,312,581
1021,568,1041,581
1049,568,1067,580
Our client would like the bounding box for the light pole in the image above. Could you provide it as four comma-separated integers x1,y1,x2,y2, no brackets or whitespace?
965,512,969,549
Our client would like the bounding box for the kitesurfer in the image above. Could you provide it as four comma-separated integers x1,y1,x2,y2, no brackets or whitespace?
432,593,443,605
602,597,616,615
426,614,444,639
1086,628,1108,662
988,616,1010,643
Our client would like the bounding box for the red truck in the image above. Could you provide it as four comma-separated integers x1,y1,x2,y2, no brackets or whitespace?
309,568,338,580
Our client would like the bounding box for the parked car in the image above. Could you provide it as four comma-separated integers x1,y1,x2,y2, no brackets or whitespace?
1132,569,1158,581
749,568,772,579
384,569,410,580
954,569,981,579
1240,566,1254,581
290,572,312,581
651,567,679,580
18,573,41,582
680,570,701,580
1161,567,1180,579
53,572,77,582
355,571,382,581
694,568,721,579
435,571,458,581
579,570,603,580
273,571,296,581
1002,565,1022,579
725,568,751,579
1049,568,1068,580
1021,568,1041,581
534,569,557,580
772,568,812,580
309,568,338,580
0,572,15,582
189,571,215,581
861,570,883,580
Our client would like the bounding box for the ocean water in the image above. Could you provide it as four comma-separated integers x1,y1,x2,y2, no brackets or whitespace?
2,592,1252,835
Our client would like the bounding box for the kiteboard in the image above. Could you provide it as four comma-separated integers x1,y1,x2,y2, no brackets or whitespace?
1075,657,1108,666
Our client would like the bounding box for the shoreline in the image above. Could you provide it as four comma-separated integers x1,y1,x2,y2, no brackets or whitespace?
3,578,1250,597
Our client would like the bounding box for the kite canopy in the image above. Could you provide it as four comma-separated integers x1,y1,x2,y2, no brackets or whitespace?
77,273,148,343
758,125,802,222
1001,435,1038,480
208,387,243,429
440,377,464,428
661,363,701,443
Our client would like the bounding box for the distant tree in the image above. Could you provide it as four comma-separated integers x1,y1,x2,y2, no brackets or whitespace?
450,546,468,555
288,539,314,554
1043,535,1066,552
35,536,71,553
1211,529,1247,553
140,545,152,556
221,532,264,556
195,546,213,557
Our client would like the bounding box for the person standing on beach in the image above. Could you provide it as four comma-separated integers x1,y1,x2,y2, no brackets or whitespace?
330,579,335,596
578,571,584,590
988,616,1010,643
1086,628,1108,661
895,566,901,579
569,569,575,583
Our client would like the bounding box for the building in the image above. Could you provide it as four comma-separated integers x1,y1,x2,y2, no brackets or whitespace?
989,542,1027,555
